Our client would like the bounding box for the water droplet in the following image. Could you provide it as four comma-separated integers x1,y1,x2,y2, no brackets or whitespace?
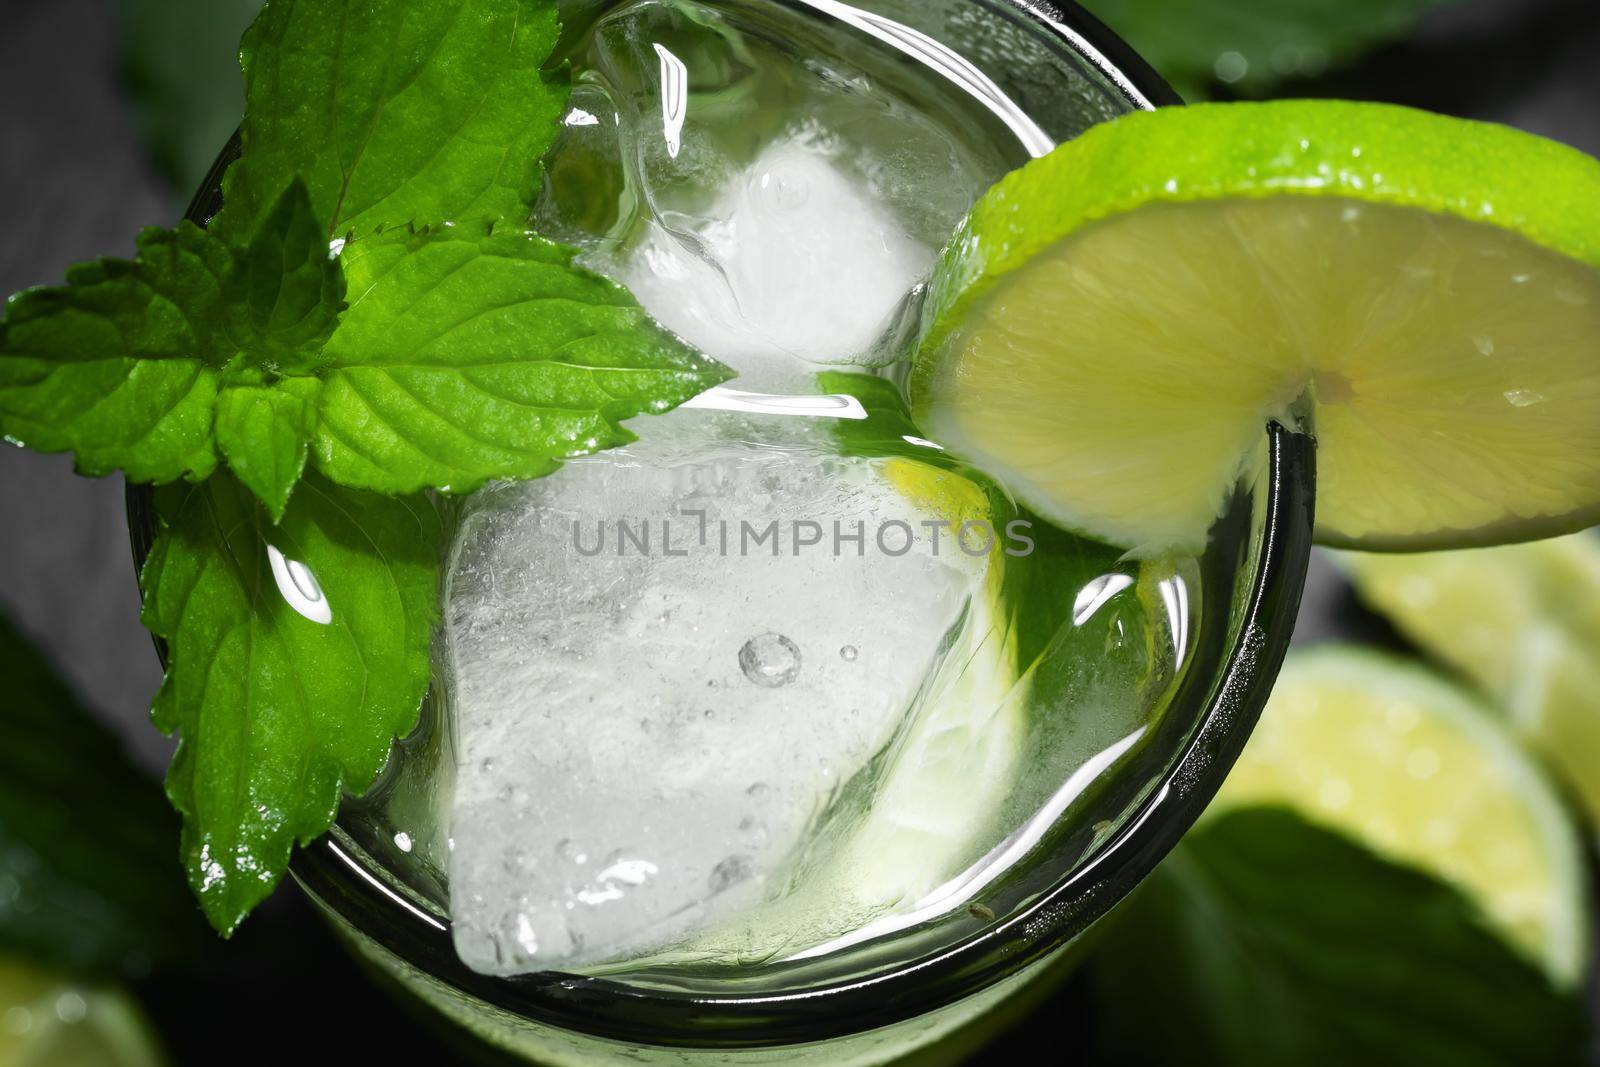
1503,388,1546,408
1072,573,1135,626
267,544,332,624
739,633,801,687
839,645,858,662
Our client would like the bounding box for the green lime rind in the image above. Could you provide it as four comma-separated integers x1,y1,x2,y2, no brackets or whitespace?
1337,532,1600,820
1217,644,1592,989
912,100,1600,552
919,100,1600,362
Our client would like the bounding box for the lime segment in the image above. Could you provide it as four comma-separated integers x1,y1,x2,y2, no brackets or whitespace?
913,101,1600,552
1338,532,1600,823
1213,646,1590,988
0,958,165,1067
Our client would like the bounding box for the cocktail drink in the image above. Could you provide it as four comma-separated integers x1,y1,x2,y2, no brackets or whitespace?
277,0,1310,1062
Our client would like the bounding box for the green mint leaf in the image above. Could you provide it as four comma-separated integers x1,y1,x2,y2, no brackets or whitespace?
226,179,346,372
0,356,219,484
215,0,567,243
0,224,233,483
0,610,206,977
214,384,315,520
2,225,232,366
140,471,441,934
1080,0,1455,100
307,223,732,495
0,178,348,494
1085,808,1588,1067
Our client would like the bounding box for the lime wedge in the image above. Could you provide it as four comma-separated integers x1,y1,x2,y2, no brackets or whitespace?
0,958,165,1067
847,458,1025,903
1337,532,1600,823
912,100,1600,552
1213,646,1590,988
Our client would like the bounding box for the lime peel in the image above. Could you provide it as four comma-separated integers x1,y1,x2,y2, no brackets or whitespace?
1213,645,1591,989
913,100,1600,552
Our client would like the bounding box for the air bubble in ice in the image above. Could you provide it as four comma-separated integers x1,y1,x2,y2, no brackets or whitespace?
739,633,802,688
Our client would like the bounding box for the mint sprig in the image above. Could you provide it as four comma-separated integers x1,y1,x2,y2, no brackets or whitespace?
141,473,443,934
0,0,731,932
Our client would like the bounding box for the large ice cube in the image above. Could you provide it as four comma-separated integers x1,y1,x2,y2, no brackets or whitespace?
536,0,1002,386
604,138,934,387
445,421,979,972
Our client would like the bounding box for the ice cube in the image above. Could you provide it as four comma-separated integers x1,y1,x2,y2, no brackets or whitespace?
444,421,980,972
535,0,1004,385
602,138,935,386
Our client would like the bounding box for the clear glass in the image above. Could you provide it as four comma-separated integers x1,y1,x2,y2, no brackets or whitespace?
130,1,1314,1063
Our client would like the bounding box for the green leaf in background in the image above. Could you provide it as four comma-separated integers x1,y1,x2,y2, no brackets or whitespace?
1080,0,1456,100
118,0,263,198
1087,808,1588,1067
214,0,567,244
308,223,732,495
0,612,206,977
139,472,442,934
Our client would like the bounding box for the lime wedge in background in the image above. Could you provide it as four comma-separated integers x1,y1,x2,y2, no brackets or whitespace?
1212,646,1590,989
912,100,1600,553
0,958,165,1067
1337,532,1600,822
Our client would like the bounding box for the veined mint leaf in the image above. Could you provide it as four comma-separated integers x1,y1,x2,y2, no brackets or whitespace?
0,610,206,977
140,471,441,934
0,357,220,484
0,224,233,483
4,225,233,366
1086,808,1588,1066
0,178,349,495
307,223,731,495
215,0,567,243
214,384,315,520
226,179,345,372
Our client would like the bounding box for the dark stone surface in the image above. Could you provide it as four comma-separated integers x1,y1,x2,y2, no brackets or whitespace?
0,0,171,772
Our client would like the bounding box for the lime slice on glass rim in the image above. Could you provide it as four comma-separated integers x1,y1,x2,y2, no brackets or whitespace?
1337,531,1600,822
911,100,1600,553
1211,646,1591,989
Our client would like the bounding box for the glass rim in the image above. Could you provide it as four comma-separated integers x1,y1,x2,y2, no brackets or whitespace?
126,0,1316,1050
